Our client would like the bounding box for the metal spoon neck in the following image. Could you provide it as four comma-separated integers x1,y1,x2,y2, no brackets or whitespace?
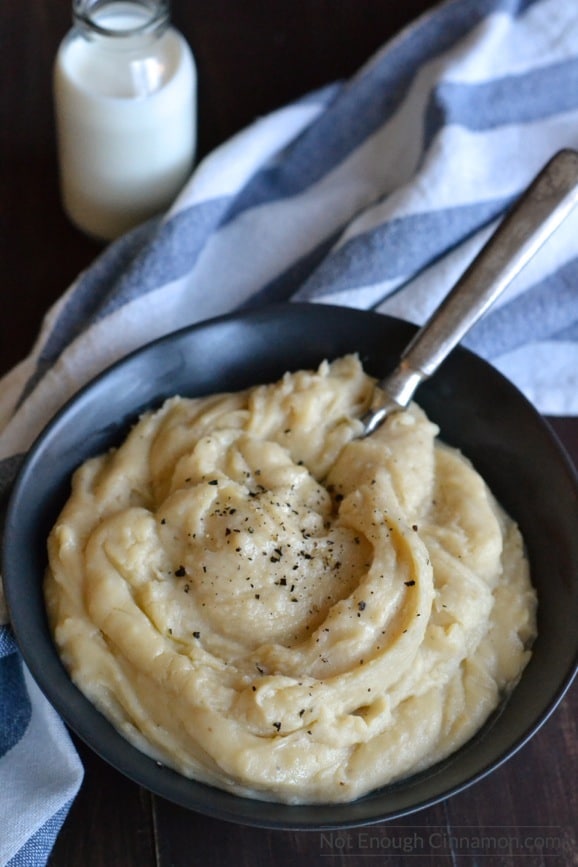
361,148,578,437
362,362,426,434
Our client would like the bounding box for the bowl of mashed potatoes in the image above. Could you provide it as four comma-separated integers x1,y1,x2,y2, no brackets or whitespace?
3,303,578,828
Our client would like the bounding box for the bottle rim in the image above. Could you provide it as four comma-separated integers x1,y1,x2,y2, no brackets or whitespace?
72,0,170,39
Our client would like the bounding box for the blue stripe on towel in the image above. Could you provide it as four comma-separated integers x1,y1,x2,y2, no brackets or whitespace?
222,0,541,224
6,802,73,867
15,0,550,408
295,197,513,303
35,200,228,367
3,2,578,863
465,256,578,356
425,57,578,142
0,631,32,758
0,454,24,501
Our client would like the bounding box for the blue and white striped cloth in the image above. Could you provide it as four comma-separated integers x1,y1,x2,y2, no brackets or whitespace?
2,0,578,862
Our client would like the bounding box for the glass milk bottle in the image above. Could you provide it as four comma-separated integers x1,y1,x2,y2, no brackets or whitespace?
53,0,197,241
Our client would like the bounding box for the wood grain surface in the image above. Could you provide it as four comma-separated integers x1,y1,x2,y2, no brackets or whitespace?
1,2,576,865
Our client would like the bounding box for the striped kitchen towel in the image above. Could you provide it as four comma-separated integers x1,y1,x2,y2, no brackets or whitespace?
1,0,578,862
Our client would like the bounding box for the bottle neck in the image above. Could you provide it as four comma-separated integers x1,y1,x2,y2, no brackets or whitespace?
72,0,170,42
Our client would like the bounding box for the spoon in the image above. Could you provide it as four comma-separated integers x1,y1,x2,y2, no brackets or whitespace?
362,148,578,435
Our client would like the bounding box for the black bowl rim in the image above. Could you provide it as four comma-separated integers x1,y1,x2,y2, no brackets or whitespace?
3,302,578,829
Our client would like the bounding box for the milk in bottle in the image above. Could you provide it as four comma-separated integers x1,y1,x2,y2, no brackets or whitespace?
54,0,197,240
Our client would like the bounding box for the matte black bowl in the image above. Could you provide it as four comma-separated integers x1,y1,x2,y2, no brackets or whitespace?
3,303,578,829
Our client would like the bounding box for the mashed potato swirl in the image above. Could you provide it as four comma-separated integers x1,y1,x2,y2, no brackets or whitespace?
45,355,536,804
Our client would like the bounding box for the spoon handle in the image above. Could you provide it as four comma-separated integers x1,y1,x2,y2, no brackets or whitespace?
364,148,578,435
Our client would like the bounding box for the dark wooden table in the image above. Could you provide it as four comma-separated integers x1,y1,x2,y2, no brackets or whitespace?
1,2,576,865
